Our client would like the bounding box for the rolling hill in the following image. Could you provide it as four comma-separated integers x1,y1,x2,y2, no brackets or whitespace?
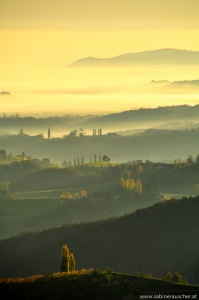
0,196,199,283
1,105,199,134
1,270,198,300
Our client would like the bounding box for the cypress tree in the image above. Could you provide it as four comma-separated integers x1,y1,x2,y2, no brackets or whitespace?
60,245,70,272
69,253,75,272
60,245,76,273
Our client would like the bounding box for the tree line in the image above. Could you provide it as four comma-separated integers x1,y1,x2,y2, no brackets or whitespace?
62,154,111,168
120,177,143,193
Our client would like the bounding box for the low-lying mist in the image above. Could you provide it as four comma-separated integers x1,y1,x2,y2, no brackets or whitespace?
1,64,199,116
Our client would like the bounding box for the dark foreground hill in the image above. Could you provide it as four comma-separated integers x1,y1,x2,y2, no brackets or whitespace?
1,271,199,300
0,197,199,283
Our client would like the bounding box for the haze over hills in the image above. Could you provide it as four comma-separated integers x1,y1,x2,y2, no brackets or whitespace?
165,80,199,91
1,105,199,163
1,105,199,135
70,49,199,67
1,1,199,297
0,91,11,96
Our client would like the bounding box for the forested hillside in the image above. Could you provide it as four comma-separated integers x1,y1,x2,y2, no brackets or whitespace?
0,196,198,283
7,160,199,194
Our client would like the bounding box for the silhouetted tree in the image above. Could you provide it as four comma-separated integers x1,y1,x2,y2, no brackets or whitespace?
0,149,7,162
62,161,68,168
69,129,78,137
79,128,86,137
21,152,25,161
187,155,194,165
102,155,110,162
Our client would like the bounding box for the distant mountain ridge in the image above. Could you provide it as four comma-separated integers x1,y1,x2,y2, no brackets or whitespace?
0,91,11,96
70,49,199,67
165,79,199,90
149,80,170,84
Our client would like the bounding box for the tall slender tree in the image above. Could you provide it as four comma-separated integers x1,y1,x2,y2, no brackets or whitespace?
69,253,75,272
60,245,70,272
60,245,76,273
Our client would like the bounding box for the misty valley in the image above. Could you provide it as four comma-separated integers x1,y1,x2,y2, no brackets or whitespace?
0,104,199,297
1,0,199,295
1,48,199,297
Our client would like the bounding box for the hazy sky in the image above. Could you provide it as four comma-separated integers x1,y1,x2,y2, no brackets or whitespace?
1,0,199,63
1,0,199,30
0,0,199,115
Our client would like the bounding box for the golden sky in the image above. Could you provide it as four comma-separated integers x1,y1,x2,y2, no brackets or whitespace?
1,0,199,30
1,0,199,60
0,0,199,115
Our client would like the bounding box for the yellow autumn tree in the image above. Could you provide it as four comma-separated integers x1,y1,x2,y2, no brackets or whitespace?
120,176,143,193
80,190,87,199
60,191,73,200
60,245,76,273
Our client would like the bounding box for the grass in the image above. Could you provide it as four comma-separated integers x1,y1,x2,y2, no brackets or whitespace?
0,270,198,300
